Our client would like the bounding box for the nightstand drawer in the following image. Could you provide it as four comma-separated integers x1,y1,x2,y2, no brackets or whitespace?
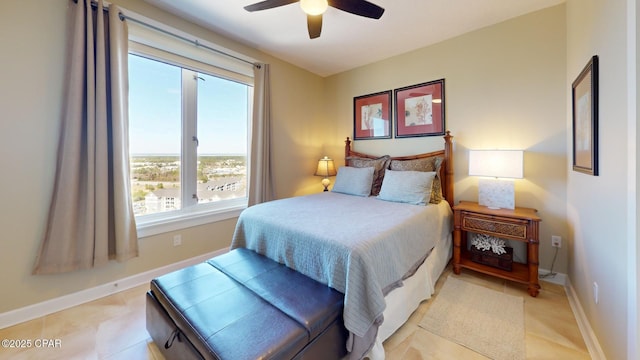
461,213,528,240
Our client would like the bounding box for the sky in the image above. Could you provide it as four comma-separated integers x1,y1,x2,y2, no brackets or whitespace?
128,54,249,155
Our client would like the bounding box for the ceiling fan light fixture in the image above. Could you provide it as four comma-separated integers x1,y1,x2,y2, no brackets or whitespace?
300,0,328,15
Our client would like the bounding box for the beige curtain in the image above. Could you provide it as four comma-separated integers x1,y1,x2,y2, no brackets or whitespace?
33,0,138,274
248,63,275,206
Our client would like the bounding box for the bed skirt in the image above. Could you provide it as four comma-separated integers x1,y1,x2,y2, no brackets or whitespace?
367,231,453,360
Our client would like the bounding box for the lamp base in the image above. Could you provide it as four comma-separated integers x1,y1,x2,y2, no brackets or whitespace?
321,178,330,192
478,178,515,210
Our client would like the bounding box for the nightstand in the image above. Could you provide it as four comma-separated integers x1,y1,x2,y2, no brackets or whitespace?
452,201,542,297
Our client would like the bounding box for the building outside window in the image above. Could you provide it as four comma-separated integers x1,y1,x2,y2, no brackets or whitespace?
127,37,253,235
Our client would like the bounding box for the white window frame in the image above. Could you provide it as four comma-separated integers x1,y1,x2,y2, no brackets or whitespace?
128,42,253,238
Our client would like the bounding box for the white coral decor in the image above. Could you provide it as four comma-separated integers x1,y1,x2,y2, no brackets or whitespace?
471,234,507,255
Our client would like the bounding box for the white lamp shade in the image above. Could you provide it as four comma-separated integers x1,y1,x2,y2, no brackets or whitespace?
469,150,524,179
315,156,337,177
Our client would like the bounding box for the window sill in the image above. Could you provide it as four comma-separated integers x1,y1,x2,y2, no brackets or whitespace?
136,199,246,238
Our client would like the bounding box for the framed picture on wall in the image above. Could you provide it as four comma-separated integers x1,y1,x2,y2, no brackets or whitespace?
353,90,392,140
394,79,445,138
572,55,599,176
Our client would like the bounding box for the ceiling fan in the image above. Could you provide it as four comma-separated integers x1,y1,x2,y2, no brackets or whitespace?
244,0,385,39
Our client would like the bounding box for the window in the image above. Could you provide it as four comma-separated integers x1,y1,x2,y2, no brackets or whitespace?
128,48,251,235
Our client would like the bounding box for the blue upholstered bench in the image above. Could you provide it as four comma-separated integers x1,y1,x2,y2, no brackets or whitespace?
146,248,348,360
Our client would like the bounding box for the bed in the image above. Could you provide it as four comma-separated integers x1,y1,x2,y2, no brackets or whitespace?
231,132,454,360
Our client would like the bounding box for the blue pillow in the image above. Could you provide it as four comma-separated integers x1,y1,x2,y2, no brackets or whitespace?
377,170,436,205
331,166,375,197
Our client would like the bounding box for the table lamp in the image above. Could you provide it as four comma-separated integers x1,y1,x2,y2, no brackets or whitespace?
315,156,337,191
469,150,524,209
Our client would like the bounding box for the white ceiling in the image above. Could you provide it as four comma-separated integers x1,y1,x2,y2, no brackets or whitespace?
144,0,564,77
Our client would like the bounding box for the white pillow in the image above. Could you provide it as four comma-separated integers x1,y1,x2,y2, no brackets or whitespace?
331,166,375,197
377,170,436,205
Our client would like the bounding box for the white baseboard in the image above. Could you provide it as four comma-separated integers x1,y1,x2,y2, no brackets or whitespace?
0,249,228,329
565,278,607,360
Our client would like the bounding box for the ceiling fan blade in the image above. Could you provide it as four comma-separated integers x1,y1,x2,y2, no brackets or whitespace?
329,0,384,19
307,14,323,39
244,0,298,12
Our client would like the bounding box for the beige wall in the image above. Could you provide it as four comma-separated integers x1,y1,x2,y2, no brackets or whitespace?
0,0,326,314
325,5,569,274
3,4,636,358
566,0,634,359
0,0,570,314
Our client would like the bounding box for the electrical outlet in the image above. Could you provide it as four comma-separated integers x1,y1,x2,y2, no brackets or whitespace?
551,235,562,248
593,282,599,304
173,234,182,247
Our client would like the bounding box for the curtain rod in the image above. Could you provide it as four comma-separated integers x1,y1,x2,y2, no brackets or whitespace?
76,0,257,67
118,13,256,67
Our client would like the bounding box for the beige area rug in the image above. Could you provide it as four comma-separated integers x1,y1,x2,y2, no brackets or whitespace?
418,276,525,360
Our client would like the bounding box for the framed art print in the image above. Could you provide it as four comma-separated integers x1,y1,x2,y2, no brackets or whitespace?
572,55,598,176
394,79,445,138
353,90,392,140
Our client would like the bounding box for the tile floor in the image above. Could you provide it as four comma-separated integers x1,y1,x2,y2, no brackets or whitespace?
0,265,591,360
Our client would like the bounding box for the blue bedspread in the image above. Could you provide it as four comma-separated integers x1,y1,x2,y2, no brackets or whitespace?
231,192,452,358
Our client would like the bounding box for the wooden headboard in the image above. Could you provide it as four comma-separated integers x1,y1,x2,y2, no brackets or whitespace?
344,131,454,206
